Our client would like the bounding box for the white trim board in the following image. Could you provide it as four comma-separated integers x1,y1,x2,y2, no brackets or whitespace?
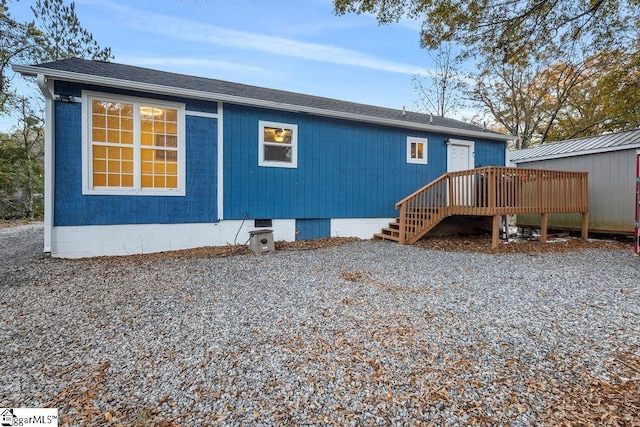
185,110,218,119
217,102,224,220
38,76,55,253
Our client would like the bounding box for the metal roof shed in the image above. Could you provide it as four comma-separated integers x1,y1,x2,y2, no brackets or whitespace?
509,129,640,235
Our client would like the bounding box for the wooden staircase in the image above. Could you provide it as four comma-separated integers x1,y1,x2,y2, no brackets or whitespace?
375,219,401,242
375,208,443,242
374,166,590,248
376,172,450,244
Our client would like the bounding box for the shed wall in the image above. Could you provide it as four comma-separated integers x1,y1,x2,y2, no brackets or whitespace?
516,149,636,234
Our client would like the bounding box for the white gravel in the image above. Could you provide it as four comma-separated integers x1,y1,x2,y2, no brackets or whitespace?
1,224,639,425
0,223,46,286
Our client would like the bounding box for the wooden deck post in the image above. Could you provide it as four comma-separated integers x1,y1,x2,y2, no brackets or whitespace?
492,215,500,249
540,213,548,243
398,203,407,245
581,212,589,241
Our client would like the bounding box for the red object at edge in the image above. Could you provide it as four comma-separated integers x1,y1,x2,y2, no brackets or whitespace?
635,151,639,254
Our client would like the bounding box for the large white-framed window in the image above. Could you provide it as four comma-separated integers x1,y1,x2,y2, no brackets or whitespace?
259,120,298,168
407,136,428,164
82,91,186,196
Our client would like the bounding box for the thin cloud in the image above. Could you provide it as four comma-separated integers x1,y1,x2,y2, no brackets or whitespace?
96,0,424,75
118,56,268,74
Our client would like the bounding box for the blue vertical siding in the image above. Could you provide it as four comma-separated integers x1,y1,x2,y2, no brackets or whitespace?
52,82,505,227
475,139,506,167
54,102,83,224
54,102,218,226
296,219,331,240
223,104,505,220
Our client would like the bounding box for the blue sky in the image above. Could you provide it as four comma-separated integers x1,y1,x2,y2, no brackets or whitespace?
4,0,451,130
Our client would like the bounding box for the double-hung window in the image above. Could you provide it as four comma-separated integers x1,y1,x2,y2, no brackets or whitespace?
258,120,298,168
83,92,185,195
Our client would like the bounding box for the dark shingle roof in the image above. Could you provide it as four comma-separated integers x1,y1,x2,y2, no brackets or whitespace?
19,58,508,139
510,128,640,162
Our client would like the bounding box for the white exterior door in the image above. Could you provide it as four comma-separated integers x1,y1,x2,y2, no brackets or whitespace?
447,139,475,206
447,139,475,172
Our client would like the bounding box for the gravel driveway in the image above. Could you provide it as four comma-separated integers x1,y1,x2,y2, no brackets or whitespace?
0,222,45,286
1,225,639,426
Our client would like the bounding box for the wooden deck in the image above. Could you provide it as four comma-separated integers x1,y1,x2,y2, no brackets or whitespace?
376,166,589,248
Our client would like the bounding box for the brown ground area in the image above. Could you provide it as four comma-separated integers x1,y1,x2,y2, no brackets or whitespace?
414,233,633,254
108,232,633,262
2,220,631,259
111,237,365,261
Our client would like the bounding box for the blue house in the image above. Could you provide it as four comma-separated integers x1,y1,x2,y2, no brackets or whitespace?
15,58,511,257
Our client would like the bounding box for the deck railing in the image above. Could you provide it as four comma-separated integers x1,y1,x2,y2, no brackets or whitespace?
395,166,589,245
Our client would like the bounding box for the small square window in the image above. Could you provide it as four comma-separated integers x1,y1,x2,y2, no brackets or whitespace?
407,137,428,164
259,121,298,168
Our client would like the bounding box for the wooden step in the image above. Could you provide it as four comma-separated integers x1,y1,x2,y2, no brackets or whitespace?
374,232,400,242
376,205,445,245
380,227,400,237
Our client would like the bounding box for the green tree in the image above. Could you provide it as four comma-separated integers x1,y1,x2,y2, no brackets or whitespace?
0,0,37,112
333,0,639,63
0,96,44,219
30,0,112,63
471,51,620,148
1,0,112,114
0,0,111,219
547,48,640,141
335,0,640,146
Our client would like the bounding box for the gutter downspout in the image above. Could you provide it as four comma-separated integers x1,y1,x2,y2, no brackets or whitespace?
37,74,54,254
217,101,224,221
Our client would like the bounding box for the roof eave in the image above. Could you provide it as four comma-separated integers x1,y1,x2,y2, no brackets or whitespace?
13,64,514,142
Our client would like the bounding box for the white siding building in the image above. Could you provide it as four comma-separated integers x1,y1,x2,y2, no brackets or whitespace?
510,129,640,235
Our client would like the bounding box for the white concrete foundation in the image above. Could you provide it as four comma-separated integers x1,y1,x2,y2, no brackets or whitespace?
330,218,394,239
50,217,392,258
51,220,296,258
